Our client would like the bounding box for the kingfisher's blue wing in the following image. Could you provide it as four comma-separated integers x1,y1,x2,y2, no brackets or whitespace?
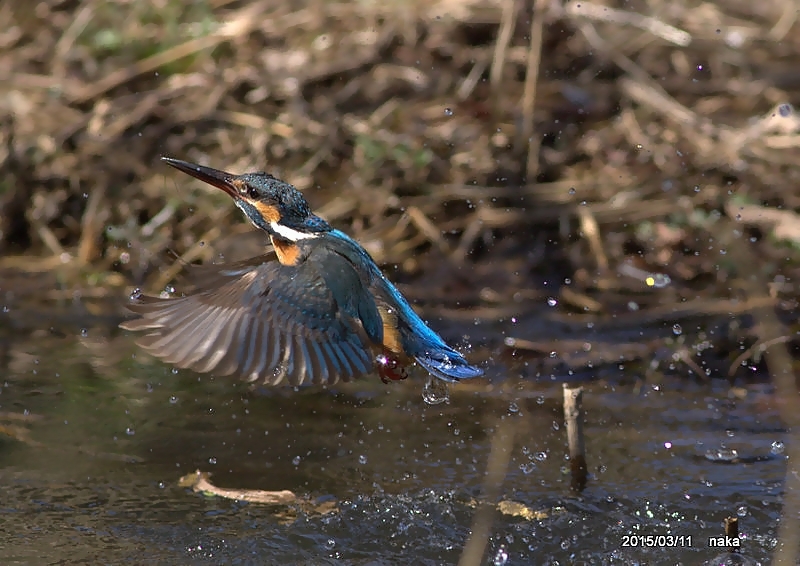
121,254,376,386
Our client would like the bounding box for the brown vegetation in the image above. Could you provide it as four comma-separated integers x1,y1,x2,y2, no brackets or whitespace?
2,0,800,379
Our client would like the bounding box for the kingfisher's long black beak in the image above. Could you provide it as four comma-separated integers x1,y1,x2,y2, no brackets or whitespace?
162,157,238,198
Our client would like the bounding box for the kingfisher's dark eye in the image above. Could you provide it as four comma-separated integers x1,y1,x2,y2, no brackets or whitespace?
247,186,259,199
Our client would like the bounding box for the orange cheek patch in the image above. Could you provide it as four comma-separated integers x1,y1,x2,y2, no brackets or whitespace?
378,307,403,354
253,202,280,223
270,236,301,266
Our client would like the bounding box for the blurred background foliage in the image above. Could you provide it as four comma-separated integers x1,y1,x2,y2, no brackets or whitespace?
2,0,800,378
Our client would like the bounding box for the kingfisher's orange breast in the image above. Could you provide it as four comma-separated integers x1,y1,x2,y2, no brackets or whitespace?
270,236,302,266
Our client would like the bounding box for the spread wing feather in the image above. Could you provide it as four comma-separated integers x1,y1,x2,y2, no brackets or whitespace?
121,255,376,385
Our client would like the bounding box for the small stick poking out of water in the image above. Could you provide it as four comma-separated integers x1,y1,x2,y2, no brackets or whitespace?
563,384,587,491
724,516,740,553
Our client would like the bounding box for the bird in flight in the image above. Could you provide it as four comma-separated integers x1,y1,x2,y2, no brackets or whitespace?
121,157,483,387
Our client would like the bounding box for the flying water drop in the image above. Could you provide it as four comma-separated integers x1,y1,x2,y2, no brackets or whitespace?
493,546,509,566
422,377,450,405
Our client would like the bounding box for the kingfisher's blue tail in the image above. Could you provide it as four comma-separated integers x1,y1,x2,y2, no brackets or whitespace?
414,349,484,382
366,261,484,382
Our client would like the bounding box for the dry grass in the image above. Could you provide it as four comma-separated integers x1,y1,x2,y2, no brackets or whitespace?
1,0,799,286
3,0,800,373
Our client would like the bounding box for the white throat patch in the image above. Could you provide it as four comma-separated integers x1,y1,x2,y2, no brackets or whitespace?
270,222,319,241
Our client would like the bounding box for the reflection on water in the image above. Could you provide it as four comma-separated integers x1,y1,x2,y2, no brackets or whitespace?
0,321,785,564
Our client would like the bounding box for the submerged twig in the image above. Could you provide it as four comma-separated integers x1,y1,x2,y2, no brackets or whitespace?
179,469,297,505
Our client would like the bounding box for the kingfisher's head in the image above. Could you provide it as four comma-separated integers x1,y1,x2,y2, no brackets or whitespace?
162,157,331,241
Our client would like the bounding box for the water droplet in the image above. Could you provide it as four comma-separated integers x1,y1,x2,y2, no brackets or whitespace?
80,328,88,337
508,402,520,415
771,441,785,455
672,324,682,336
324,538,336,550
704,448,738,462
208,457,217,465
737,505,748,517
534,451,548,461
358,454,368,465
129,288,142,301
422,378,449,405
547,297,558,307
169,396,178,404
568,187,576,195
292,456,301,466
649,273,671,288
493,546,509,566
779,103,793,117
444,107,453,116
520,462,536,474
125,427,135,436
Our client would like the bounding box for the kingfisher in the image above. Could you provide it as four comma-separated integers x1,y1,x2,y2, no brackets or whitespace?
120,157,483,387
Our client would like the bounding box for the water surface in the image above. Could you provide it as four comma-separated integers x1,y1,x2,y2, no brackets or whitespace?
0,315,784,564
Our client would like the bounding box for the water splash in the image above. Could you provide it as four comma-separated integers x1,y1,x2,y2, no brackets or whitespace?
704,448,739,462
493,545,509,566
422,377,449,405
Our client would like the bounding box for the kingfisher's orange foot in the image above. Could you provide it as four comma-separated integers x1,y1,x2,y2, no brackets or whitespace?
376,352,409,384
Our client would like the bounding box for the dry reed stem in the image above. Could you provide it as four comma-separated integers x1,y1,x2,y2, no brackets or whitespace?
565,1,691,46
77,187,107,265
490,0,517,117
151,224,221,291
727,336,793,377
406,206,451,254
518,0,545,180
576,206,609,273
